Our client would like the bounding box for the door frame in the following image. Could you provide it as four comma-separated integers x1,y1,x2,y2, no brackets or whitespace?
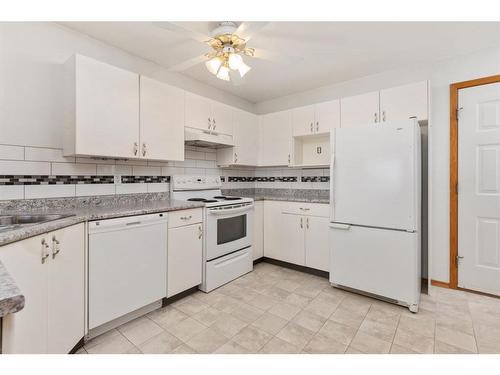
449,74,500,289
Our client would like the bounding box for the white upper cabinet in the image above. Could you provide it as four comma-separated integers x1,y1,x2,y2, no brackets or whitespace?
64,54,140,158
315,99,341,133
259,110,292,166
292,100,340,136
292,105,316,136
140,76,185,161
379,81,428,122
217,109,259,166
64,54,187,161
210,101,234,136
185,92,234,136
340,91,380,127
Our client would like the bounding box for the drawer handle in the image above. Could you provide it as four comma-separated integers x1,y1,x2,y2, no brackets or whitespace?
299,207,310,211
180,215,193,221
125,221,142,226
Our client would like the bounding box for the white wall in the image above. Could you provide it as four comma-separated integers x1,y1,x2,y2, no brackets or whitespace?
255,45,500,284
0,22,255,150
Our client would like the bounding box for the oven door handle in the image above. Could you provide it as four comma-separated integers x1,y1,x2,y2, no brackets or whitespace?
208,205,253,216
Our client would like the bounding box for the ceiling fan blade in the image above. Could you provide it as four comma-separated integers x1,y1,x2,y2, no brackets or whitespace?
168,54,207,72
252,48,304,64
153,22,211,44
235,22,270,41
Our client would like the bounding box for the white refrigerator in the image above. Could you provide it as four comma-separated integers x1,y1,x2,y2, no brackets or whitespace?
329,120,421,312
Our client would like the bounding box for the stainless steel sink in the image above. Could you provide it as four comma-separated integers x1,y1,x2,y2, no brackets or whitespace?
0,214,75,232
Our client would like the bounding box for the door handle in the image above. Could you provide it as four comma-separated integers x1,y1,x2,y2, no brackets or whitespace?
316,121,319,132
300,217,303,229
133,142,138,156
142,143,147,157
374,112,378,123
306,217,309,229
41,238,50,264
198,225,203,239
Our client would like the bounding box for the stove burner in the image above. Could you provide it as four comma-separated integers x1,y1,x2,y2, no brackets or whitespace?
213,196,242,201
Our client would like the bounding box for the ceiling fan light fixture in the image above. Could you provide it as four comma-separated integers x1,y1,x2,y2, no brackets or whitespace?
206,56,222,75
237,61,251,77
228,53,243,70
216,64,230,81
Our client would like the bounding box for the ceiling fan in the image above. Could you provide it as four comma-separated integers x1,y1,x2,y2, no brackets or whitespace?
154,21,297,85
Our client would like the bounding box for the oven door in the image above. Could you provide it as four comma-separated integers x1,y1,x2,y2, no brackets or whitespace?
206,203,253,261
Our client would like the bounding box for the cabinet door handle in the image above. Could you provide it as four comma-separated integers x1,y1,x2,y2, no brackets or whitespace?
180,215,192,221
374,112,378,123
142,143,147,157
208,117,212,129
382,110,386,122
288,154,291,164
310,122,313,132
299,207,310,211
52,235,61,259
300,217,303,229
41,238,50,264
306,217,309,229
234,153,238,163
133,142,138,156
198,225,203,239
316,121,319,132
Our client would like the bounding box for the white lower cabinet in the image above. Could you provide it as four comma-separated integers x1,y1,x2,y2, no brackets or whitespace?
0,223,85,354
252,201,264,260
263,201,330,271
167,209,203,297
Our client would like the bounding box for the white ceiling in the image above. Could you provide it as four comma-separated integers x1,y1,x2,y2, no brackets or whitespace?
61,22,500,103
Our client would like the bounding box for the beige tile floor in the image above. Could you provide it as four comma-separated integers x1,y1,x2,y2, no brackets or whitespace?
78,262,500,354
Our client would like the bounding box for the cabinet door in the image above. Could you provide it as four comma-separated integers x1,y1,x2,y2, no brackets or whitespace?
234,110,259,165
292,105,315,136
380,81,428,122
315,99,340,134
0,234,48,354
185,92,211,131
305,216,330,272
340,91,380,127
211,101,234,136
259,110,292,166
253,201,264,260
263,201,286,260
47,224,85,354
281,214,306,265
167,223,203,297
75,55,139,158
140,76,185,161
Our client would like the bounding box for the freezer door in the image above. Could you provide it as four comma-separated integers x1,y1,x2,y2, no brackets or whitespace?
329,224,420,307
332,121,420,230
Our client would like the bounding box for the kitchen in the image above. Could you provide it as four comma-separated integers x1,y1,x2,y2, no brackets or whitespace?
1,5,500,371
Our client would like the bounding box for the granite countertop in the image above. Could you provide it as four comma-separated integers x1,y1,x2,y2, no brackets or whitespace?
222,188,330,204
0,261,25,318
0,197,204,247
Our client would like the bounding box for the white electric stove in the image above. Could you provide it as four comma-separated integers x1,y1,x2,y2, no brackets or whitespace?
170,175,254,292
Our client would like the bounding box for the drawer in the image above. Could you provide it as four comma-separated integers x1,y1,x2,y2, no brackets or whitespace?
281,201,329,217
168,208,203,228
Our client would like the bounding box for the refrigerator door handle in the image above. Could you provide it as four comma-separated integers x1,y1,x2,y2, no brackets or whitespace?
329,223,351,230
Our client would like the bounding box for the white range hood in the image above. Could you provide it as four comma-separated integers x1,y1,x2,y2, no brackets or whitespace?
184,127,234,149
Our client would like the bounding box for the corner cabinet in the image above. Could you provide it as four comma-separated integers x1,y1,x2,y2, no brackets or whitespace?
217,109,259,166
167,209,203,298
185,92,234,136
259,110,292,166
64,54,185,161
263,201,330,272
0,223,85,354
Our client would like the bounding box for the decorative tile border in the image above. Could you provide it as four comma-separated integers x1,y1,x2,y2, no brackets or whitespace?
301,176,330,182
121,176,170,184
0,175,114,185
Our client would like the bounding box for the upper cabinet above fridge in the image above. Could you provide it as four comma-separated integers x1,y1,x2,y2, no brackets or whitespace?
340,81,429,128
63,54,185,161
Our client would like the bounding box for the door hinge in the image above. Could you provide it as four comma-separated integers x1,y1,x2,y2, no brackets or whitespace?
455,182,459,195
456,107,463,120
456,255,464,266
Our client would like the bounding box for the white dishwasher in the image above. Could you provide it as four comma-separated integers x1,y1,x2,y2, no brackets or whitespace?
88,212,168,330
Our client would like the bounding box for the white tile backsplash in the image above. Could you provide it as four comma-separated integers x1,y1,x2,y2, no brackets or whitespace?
131,166,161,176
25,147,74,163
0,160,51,175
115,184,148,195
0,186,24,200
75,184,116,197
0,145,24,161
51,162,97,176
24,185,76,199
